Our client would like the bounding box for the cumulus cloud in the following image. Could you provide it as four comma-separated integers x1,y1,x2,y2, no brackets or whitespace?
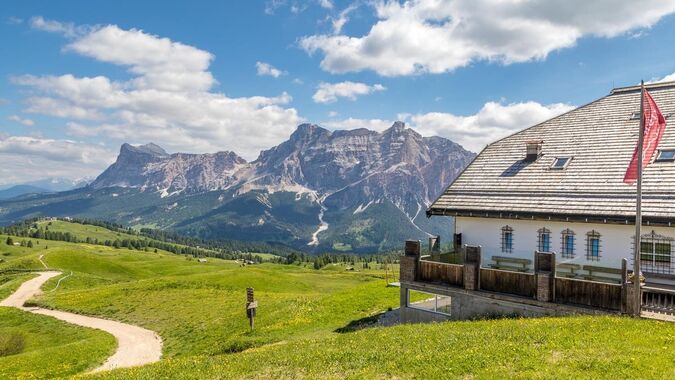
256,61,286,78
331,3,359,34
18,19,303,160
648,72,675,84
0,135,115,185
8,115,35,126
318,0,333,9
300,0,675,76
313,81,386,103
322,117,394,132
68,25,216,92
324,101,574,152
30,16,90,38
412,101,574,151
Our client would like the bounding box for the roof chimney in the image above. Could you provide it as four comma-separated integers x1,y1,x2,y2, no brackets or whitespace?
525,140,543,161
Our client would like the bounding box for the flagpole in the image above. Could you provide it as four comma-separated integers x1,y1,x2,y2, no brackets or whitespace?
633,80,645,316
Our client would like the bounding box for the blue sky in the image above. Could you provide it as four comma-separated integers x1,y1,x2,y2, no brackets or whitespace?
2,0,675,185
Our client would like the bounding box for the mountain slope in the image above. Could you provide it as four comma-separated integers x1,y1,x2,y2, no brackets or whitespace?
0,122,475,252
0,185,50,200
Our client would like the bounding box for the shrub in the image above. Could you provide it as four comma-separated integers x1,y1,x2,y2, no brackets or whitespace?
0,333,25,357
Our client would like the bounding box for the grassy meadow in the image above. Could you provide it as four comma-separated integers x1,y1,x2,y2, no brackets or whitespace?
0,221,674,379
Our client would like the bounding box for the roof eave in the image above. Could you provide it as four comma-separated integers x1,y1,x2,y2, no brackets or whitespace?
427,207,675,227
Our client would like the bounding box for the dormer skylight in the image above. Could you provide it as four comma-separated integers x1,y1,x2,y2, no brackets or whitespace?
551,157,571,169
656,149,675,162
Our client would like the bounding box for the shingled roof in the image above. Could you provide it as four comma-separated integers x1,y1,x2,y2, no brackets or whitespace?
428,82,675,225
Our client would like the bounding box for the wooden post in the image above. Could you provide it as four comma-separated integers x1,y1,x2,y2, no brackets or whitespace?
246,287,257,330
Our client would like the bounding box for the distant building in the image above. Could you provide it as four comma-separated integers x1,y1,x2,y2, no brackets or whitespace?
428,82,675,286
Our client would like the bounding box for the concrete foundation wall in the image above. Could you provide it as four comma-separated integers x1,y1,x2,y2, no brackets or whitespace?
400,281,613,323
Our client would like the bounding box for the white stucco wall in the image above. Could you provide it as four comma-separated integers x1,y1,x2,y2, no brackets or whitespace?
455,216,675,272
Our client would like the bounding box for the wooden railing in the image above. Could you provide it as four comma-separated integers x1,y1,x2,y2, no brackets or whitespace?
555,277,623,310
402,242,672,314
479,268,536,298
642,286,675,316
418,259,463,286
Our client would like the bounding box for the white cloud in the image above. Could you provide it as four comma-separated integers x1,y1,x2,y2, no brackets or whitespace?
410,101,574,151
331,3,358,34
8,115,35,126
256,61,286,78
318,0,333,10
18,19,304,160
312,81,386,103
301,0,675,76
6,16,23,25
323,101,573,152
0,135,115,185
67,25,216,92
322,117,394,132
30,16,90,38
648,72,675,84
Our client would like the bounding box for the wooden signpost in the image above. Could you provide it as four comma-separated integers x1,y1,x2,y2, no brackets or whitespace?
246,287,256,330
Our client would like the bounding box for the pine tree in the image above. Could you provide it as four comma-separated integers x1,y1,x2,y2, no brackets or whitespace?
27,240,33,248
6,237,13,246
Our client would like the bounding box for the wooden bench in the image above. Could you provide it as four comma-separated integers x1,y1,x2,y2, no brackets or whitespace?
556,263,581,278
490,256,532,272
582,265,623,284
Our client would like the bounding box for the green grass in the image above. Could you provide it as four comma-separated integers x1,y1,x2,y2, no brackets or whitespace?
244,252,280,260
0,307,115,379
0,231,400,360
87,316,675,380
37,220,137,243
2,225,674,379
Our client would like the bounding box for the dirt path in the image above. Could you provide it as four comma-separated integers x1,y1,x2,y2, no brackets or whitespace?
0,271,162,372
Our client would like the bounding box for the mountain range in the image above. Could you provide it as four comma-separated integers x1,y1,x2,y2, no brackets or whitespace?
0,122,475,252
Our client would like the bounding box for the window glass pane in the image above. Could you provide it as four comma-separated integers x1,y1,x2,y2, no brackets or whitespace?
657,150,675,161
552,157,569,168
591,238,599,257
564,235,574,255
407,290,435,311
436,295,452,315
640,241,652,253
542,233,550,252
407,290,451,316
502,231,513,253
655,243,671,255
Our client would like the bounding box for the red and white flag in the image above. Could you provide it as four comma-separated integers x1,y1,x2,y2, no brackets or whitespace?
623,89,667,184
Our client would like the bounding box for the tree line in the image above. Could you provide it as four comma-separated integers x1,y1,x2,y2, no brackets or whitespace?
1,217,402,267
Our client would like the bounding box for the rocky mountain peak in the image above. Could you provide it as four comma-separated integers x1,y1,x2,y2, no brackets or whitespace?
386,121,406,132
289,123,331,142
120,143,169,158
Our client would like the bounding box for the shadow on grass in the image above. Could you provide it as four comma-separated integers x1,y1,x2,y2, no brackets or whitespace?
334,312,387,333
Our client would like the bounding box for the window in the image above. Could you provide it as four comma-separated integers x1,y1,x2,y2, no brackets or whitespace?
538,227,551,252
639,231,674,275
656,149,675,162
561,229,575,258
501,226,513,253
551,157,572,170
586,230,601,261
407,290,452,316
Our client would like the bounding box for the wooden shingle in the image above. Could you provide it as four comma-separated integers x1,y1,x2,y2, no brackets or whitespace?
428,82,675,225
